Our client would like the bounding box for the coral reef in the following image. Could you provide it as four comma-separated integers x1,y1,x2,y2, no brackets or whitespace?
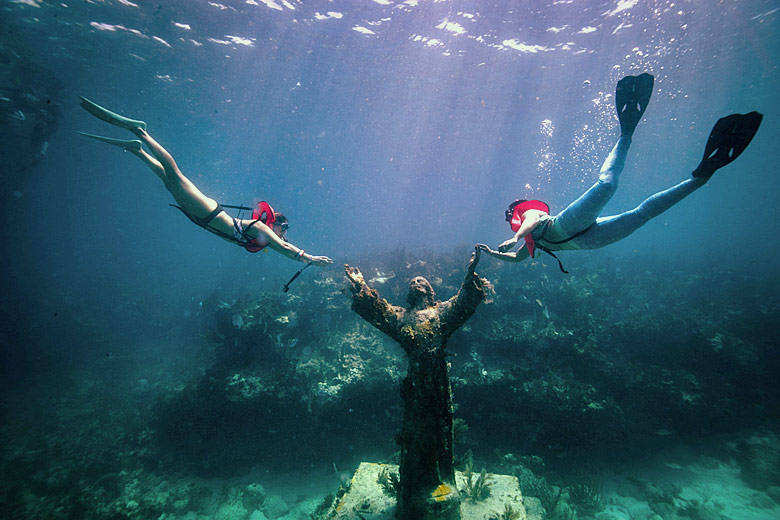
3,249,780,519
734,432,780,491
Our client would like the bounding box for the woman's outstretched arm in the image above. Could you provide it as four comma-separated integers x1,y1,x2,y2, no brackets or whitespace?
497,211,545,252
476,243,531,263
243,220,333,266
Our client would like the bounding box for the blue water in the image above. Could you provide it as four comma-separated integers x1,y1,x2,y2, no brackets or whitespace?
2,1,780,519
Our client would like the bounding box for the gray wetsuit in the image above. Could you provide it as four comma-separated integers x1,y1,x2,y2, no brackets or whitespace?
533,135,707,253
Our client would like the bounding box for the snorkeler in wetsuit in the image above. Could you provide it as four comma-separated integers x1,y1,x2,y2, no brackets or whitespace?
77,98,333,267
477,73,763,272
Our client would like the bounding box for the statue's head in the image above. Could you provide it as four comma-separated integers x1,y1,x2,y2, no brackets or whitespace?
406,276,436,309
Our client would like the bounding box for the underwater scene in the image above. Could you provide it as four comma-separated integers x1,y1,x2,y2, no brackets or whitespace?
2,1,780,519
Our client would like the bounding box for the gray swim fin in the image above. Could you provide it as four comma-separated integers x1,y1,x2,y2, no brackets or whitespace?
616,73,654,135
77,131,143,152
692,112,763,178
79,97,147,131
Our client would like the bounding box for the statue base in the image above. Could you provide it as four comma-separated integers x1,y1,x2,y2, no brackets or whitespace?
321,462,544,520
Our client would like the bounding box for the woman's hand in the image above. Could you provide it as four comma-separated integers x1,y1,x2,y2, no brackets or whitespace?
309,255,333,266
476,243,501,258
498,237,518,252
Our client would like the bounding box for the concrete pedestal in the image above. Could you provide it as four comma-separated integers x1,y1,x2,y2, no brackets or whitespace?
322,462,544,520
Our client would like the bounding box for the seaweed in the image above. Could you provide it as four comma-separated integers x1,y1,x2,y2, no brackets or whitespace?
376,466,400,497
489,503,521,520
567,472,603,516
453,417,469,445
460,460,492,503
311,493,334,518
526,481,564,519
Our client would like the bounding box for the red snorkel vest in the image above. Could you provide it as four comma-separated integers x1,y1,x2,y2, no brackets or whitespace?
244,201,276,253
508,199,550,258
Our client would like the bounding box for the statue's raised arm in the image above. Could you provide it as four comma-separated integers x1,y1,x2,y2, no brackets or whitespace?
344,264,405,342
439,249,492,339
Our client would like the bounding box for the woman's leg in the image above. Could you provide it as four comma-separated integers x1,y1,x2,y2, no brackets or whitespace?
77,132,167,181
121,141,167,181
575,177,706,249
79,98,221,222
554,135,632,236
129,128,221,220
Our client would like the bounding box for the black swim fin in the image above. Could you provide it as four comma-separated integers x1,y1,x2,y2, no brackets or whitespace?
616,73,654,135
692,112,763,179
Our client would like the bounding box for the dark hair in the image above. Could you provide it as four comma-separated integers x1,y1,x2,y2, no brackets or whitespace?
273,212,288,226
505,200,527,222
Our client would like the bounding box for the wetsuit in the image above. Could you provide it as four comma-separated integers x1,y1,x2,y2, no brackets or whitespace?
533,135,707,252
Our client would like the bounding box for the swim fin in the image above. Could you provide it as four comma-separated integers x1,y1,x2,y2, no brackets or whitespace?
77,131,143,152
79,96,147,131
692,111,763,179
616,73,654,135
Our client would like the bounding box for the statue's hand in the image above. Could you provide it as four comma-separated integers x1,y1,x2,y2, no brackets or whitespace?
468,247,481,273
344,264,365,292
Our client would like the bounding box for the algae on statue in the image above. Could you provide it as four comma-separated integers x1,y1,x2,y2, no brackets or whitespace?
345,250,492,520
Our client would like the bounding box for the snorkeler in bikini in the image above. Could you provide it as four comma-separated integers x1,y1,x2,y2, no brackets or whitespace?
78,98,333,267
477,74,762,273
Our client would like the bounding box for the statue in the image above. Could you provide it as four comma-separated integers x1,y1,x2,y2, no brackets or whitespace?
344,250,492,520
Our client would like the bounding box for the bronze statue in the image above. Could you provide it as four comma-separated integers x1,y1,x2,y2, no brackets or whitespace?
344,250,492,520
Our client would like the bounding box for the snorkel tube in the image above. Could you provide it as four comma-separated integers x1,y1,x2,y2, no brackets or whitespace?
283,262,312,293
